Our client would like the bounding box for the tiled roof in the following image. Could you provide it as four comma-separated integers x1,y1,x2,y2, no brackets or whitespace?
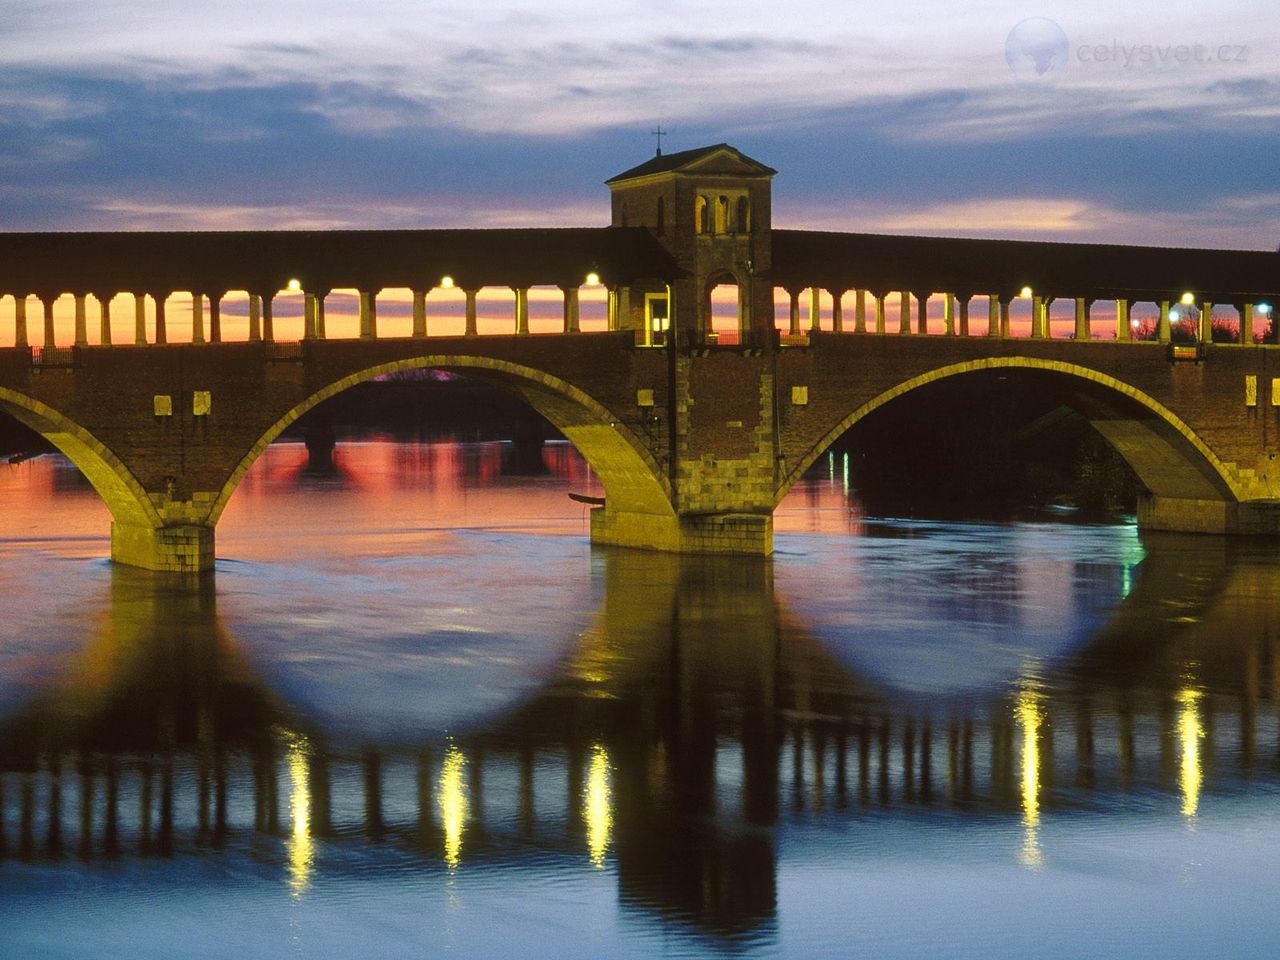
606,144,777,183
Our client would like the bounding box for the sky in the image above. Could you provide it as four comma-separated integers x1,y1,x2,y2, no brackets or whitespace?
0,0,1277,248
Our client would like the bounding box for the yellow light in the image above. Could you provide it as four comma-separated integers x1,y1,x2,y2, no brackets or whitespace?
440,275,455,289
1181,292,1195,305
438,742,467,870
585,272,601,287
286,736,313,897
585,743,612,868
1178,687,1203,820
1017,689,1044,869
286,278,302,293
1020,286,1033,298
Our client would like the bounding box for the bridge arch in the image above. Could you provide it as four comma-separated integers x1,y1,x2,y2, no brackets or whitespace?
777,356,1243,508
208,355,676,527
0,386,162,530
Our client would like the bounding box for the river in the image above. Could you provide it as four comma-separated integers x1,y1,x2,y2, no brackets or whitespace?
1,439,1278,958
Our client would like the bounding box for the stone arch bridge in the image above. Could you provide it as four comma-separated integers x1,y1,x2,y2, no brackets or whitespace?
1,143,1278,571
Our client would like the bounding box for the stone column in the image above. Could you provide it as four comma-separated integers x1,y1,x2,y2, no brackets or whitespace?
248,295,261,342
788,289,801,336
191,293,204,344
957,296,969,336
830,290,844,333
809,287,822,333
464,289,478,337
14,296,28,347
42,297,56,347
562,286,580,334
874,293,886,334
74,294,88,346
854,290,867,334
412,290,427,338
1074,297,1089,341
1000,299,1011,338
1158,299,1172,343
944,294,957,336
304,292,319,340
616,285,631,334
134,295,147,345
514,287,530,335
209,295,222,343
988,297,1000,337
358,291,375,340
916,293,929,335
97,294,112,345
154,296,167,346
314,293,326,340
1199,300,1214,343
261,295,274,343
898,291,911,334
1116,299,1131,342
1030,296,1046,339
1241,303,1254,345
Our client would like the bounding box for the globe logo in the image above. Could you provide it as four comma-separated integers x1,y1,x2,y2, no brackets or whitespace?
1005,17,1070,81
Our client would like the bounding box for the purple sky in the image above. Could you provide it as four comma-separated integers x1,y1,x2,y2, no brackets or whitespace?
1,1,1277,248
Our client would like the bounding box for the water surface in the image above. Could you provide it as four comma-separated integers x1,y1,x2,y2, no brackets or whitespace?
2,441,1278,958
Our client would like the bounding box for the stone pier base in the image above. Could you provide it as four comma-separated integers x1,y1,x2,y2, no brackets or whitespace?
1138,495,1280,536
590,508,773,556
111,522,216,573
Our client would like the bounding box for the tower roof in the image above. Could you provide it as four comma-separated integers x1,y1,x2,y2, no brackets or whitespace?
606,143,777,184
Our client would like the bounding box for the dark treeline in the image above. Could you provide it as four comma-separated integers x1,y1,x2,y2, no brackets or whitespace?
285,371,559,475
0,417,52,460
830,373,1142,521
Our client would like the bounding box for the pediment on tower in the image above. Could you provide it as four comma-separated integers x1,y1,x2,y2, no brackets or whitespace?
606,144,777,185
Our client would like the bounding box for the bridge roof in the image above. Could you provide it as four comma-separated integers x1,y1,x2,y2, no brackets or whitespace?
769,229,1280,302
606,144,778,184
0,226,680,296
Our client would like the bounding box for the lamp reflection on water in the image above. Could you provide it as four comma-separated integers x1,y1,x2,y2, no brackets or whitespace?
1017,689,1044,869
286,736,314,897
1178,687,1204,820
439,743,468,870
585,743,612,868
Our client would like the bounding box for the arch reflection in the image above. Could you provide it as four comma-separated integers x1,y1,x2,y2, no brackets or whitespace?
0,537,1279,943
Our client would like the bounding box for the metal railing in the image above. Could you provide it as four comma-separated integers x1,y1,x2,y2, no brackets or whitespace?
30,346,75,368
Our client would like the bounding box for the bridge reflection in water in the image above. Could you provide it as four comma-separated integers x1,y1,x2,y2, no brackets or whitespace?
0,538,1277,940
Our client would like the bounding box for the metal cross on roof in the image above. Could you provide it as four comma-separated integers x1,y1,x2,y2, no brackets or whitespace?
651,125,666,156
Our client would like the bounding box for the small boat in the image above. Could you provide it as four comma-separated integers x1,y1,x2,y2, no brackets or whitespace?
568,492,606,506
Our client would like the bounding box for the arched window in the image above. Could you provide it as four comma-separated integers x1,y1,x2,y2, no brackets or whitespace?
656,197,665,234
715,196,729,234
736,197,750,234
695,196,708,234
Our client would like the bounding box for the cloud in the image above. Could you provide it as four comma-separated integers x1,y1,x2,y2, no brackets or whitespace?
0,0,1274,249
80,196,607,231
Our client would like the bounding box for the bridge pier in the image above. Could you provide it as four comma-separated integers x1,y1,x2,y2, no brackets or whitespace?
590,508,772,556
1138,495,1280,536
111,522,215,574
